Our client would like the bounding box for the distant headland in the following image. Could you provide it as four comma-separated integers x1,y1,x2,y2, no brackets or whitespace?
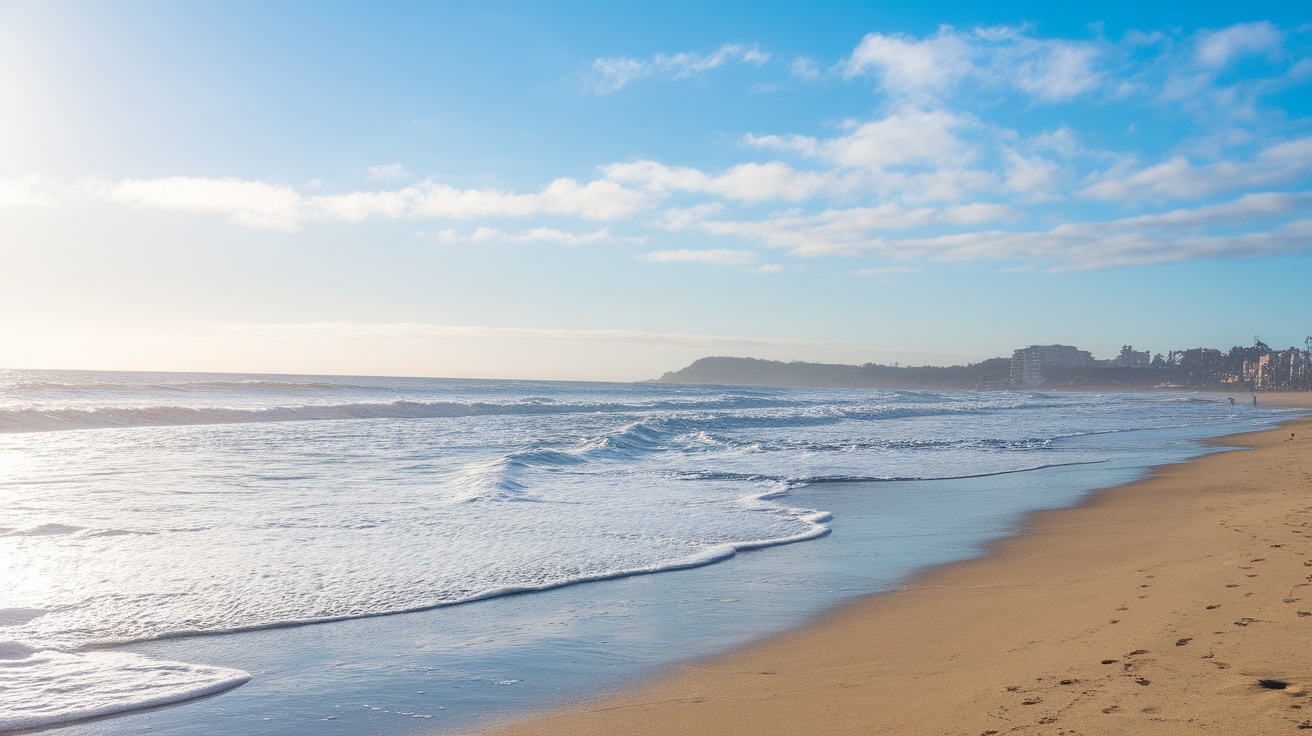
654,338,1312,392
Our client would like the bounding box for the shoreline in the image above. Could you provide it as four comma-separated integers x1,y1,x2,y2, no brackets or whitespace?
484,405,1312,735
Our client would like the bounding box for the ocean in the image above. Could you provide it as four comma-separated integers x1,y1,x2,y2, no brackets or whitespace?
0,369,1295,734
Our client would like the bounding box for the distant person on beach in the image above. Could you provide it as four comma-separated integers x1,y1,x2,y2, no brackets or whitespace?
1229,397,1235,405
1253,395,1258,405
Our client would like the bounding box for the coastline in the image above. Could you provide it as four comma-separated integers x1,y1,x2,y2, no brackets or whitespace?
484,405,1312,735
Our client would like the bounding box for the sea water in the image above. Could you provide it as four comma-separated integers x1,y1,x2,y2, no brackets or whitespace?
0,369,1296,733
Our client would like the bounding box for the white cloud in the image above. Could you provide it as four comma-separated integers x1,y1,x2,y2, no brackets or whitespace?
693,202,1021,256
641,248,759,266
659,203,724,230
1029,127,1085,158
367,163,409,181
789,56,822,80
312,189,415,222
80,176,650,228
533,178,649,219
83,176,305,229
602,160,712,193
700,192,1312,269
862,217,1312,270
603,159,837,202
939,203,1023,225
1135,21,1308,121
854,265,912,276
1195,22,1285,67
588,43,770,93
1002,150,1063,200
1112,190,1312,228
665,43,770,76
707,162,834,202
588,57,649,95
0,176,57,207
1002,39,1102,101
742,113,1000,205
456,226,638,245
1081,135,1312,201
843,27,975,97
746,108,975,171
840,25,1103,102
607,129,1003,205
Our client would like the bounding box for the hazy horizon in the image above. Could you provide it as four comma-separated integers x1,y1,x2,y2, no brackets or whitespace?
3,2,1310,382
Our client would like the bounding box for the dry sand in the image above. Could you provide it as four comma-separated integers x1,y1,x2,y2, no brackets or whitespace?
487,403,1312,735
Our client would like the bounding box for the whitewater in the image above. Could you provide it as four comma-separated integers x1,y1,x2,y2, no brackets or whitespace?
0,369,1295,733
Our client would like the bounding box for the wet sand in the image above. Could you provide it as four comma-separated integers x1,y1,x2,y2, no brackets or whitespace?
486,402,1312,735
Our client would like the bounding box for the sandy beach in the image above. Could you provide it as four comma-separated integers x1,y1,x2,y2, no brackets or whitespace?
488,402,1312,735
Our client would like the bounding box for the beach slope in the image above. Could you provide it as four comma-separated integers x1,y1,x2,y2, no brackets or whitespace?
486,415,1312,735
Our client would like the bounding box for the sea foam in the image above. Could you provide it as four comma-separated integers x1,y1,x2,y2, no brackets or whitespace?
0,646,249,731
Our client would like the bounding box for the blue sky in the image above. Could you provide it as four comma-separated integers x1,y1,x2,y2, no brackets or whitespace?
1,1,1310,380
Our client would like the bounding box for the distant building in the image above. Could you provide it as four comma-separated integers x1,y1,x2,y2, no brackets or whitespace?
1010,345,1095,385
1244,354,1274,391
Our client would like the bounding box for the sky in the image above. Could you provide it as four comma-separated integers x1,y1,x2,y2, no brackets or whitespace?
1,1,1310,381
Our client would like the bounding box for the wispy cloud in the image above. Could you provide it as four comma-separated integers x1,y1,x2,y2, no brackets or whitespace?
641,248,759,266
603,159,841,202
367,163,409,181
714,192,1312,269
1195,21,1285,67
789,56,822,81
837,20,1308,117
745,108,975,171
79,176,305,229
438,226,641,245
841,25,1103,103
0,176,58,207
78,176,651,229
687,202,1022,257
869,218,1312,270
588,43,770,93
843,27,976,98
1082,136,1312,201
